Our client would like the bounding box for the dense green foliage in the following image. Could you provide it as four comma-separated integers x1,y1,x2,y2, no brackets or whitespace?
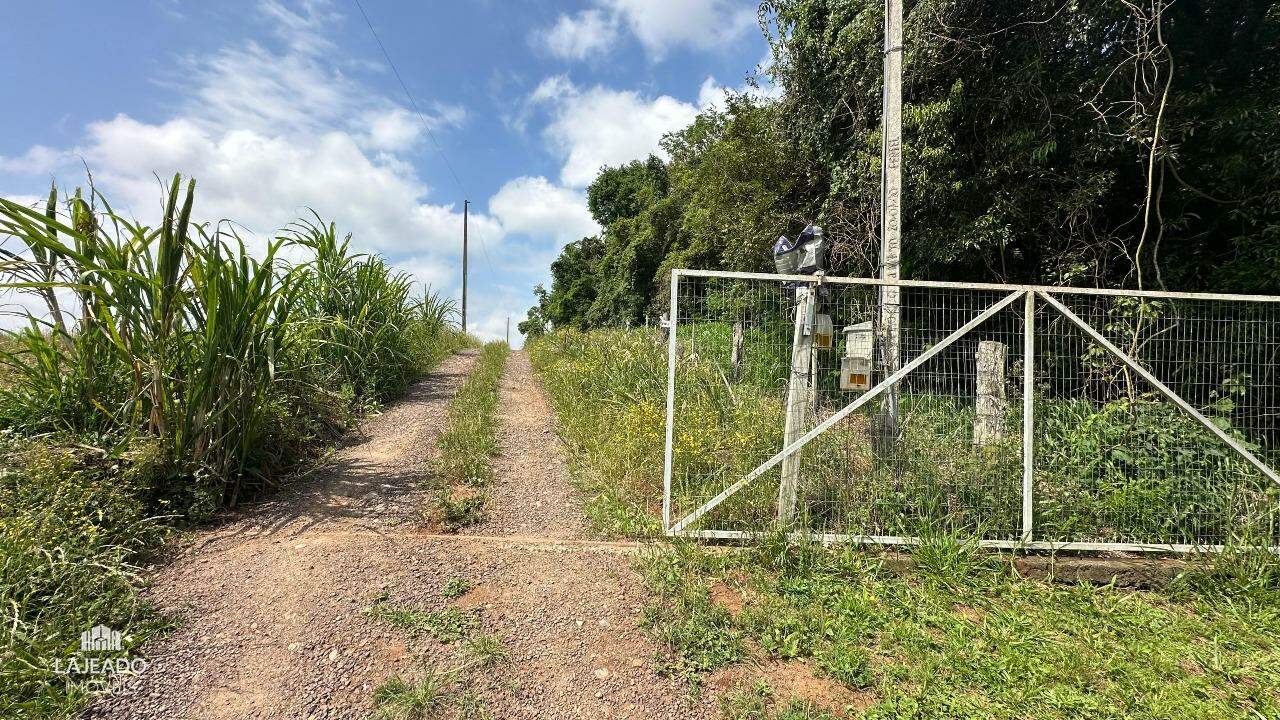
524,1,1280,333
0,176,467,718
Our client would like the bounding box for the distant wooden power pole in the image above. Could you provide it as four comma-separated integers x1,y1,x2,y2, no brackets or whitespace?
468,198,473,333
879,0,904,441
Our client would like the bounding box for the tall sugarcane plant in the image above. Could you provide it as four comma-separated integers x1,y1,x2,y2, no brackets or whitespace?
0,174,463,505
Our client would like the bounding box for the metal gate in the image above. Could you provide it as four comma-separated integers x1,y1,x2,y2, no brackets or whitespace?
662,269,1280,552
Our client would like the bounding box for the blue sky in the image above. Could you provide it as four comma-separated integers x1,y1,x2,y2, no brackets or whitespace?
0,0,772,344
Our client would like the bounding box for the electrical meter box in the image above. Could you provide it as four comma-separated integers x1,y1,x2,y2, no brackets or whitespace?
772,235,800,274
812,313,834,349
840,322,874,391
772,225,827,276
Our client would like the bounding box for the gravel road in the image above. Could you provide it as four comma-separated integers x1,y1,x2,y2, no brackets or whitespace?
88,350,718,720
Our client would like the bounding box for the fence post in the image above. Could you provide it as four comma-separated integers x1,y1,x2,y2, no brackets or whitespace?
778,286,815,527
662,274,680,533
731,321,744,377
974,341,1008,445
1021,290,1035,543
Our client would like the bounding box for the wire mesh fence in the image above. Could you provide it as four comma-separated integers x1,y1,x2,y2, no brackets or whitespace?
662,269,1280,551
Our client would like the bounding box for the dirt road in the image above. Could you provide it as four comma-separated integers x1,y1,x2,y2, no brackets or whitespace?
91,350,714,719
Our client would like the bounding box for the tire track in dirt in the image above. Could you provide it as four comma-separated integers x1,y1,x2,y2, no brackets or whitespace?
89,351,479,720
464,349,586,539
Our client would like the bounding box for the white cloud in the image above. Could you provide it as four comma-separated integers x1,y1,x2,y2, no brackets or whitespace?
9,113,495,264
0,194,45,209
259,0,340,55
697,70,782,114
530,76,699,187
606,0,756,56
0,0,618,344
535,0,756,60
536,9,620,60
0,1,505,314
0,145,72,175
489,176,599,247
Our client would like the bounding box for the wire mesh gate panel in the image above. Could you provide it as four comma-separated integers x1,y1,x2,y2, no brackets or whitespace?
662,269,1280,552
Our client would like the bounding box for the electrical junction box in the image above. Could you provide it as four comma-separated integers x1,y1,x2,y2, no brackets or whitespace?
812,313,834,349
840,321,874,391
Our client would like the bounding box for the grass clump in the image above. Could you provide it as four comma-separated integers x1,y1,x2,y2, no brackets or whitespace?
462,633,506,667
443,577,472,599
371,615,505,719
432,490,488,532
365,596,480,644
0,176,468,717
373,669,453,720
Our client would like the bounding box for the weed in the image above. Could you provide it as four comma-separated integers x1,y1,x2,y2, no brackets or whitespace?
462,633,506,668
432,489,488,532
436,342,509,488
372,668,451,720
908,524,1006,592
425,342,508,533
366,601,480,644
527,331,666,538
453,691,491,720
640,548,744,679
720,682,773,720
443,577,472,599
645,542,1280,719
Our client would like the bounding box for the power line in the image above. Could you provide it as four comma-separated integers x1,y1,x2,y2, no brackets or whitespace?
350,0,495,275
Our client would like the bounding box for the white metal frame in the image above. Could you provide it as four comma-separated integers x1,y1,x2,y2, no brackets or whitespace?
661,268,1280,554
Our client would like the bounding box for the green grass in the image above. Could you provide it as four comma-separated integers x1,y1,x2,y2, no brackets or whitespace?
531,327,1279,546
436,342,510,487
372,668,454,720
370,603,505,720
0,176,469,718
432,490,488,532
427,341,508,531
443,577,472,599
534,327,1280,718
528,330,666,537
639,538,1280,720
365,600,481,644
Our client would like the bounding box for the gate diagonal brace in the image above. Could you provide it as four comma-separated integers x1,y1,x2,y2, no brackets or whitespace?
668,289,1026,535
1039,291,1280,487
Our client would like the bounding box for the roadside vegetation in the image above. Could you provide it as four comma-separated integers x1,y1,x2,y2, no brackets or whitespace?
529,329,665,537
0,176,468,718
521,3,1280,337
531,328,1280,718
643,536,1280,720
427,341,510,531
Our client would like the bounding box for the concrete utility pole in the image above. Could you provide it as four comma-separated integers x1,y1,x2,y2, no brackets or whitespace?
505,316,510,345
462,199,469,333
879,0,904,440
